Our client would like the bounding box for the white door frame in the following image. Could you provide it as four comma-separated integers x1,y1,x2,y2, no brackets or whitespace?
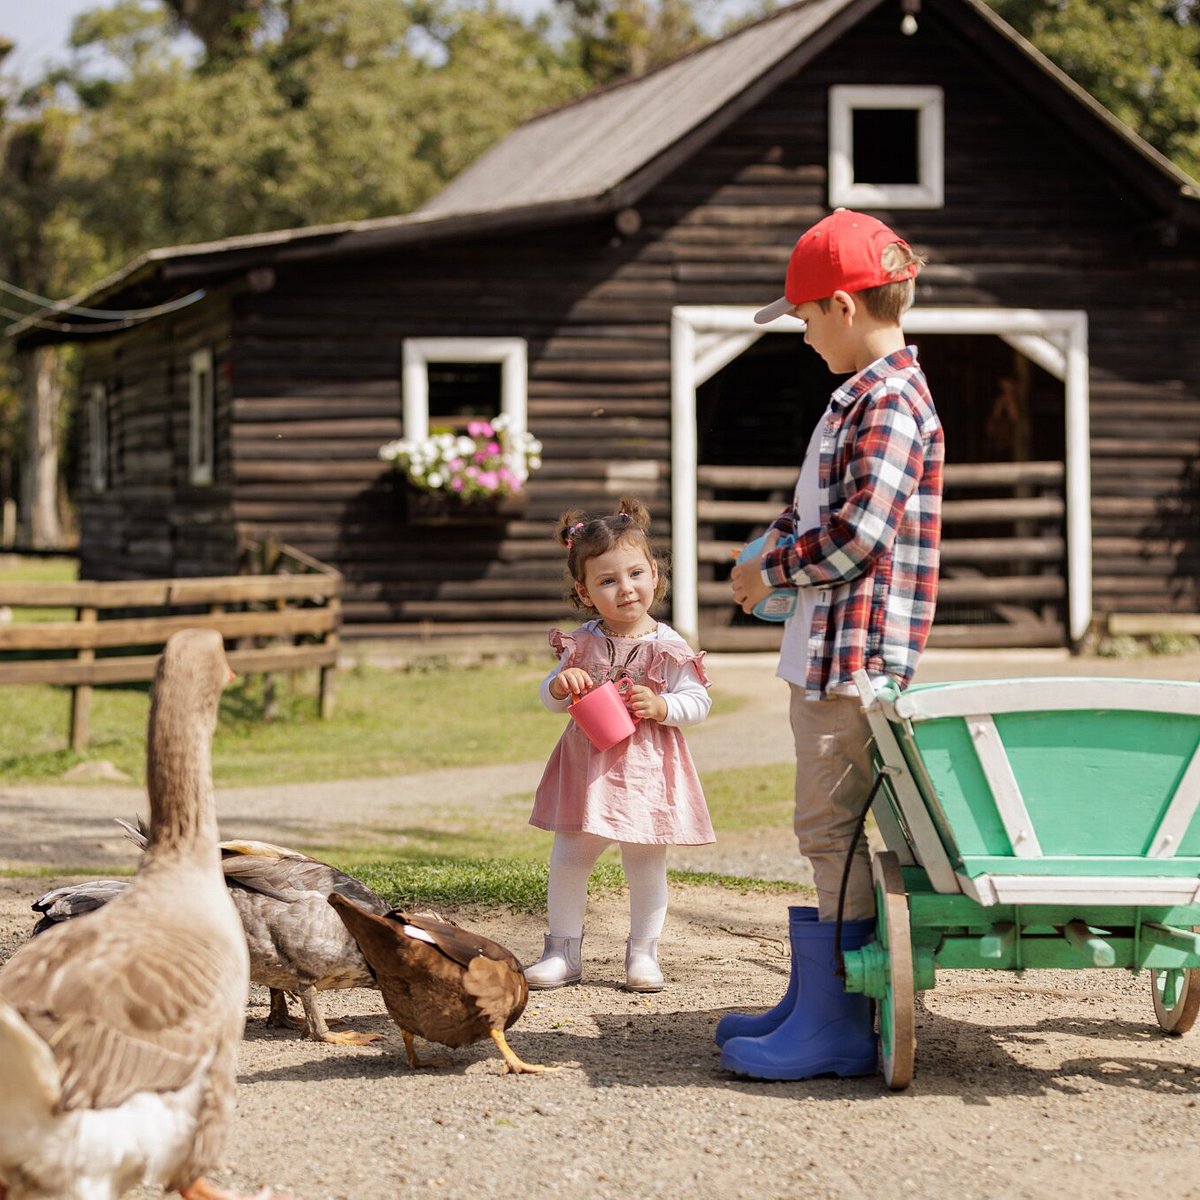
669,305,1091,646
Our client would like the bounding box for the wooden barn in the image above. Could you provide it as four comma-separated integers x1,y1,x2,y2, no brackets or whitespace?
11,0,1200,652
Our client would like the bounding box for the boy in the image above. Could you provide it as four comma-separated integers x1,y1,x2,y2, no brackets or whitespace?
720,208,943,1080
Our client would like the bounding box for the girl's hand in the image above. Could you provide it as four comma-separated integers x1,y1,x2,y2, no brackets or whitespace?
625,683,668,723
550,667,594,701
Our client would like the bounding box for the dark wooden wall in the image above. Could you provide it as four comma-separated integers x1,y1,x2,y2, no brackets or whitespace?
76,288,239,580
74,0,1200,640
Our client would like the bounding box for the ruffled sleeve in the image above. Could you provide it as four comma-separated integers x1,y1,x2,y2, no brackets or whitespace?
645,627,711,727
548,628,579,660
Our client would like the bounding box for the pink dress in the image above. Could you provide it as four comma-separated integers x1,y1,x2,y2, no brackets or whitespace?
530,622,715,845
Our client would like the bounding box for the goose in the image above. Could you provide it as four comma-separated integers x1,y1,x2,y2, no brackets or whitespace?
329,895,549,1074
32,824,387,1046
0,629,289,1200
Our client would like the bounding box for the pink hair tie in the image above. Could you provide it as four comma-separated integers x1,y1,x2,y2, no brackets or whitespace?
566,520,586,550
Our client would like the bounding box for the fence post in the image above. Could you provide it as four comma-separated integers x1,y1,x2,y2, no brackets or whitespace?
319,595,340,719
69,605,97,752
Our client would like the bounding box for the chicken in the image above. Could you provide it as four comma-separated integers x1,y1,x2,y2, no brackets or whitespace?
328,895,549,1074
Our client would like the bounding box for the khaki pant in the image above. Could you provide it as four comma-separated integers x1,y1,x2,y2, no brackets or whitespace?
789,686,877,921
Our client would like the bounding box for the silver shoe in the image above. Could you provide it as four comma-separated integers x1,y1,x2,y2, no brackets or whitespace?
524,934,583,989
625,937,664,992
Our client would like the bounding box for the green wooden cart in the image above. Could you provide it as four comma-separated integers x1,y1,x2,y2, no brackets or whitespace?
845,672,1200,1089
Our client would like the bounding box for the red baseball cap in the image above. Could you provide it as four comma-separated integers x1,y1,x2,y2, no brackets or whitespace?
754,209,918,324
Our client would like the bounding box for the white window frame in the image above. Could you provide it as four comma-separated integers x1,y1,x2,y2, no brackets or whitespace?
401,334,528,448
87,383,109,494
189,348,215,486
829,84,944,209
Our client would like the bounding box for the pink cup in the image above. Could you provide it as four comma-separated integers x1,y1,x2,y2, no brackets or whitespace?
568,679,639,751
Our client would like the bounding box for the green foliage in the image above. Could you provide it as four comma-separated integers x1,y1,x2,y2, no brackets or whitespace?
985,0,1200,179
554,0,706,83
46,0,590,273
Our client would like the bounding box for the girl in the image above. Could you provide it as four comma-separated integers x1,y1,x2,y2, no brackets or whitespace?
526,498,714,993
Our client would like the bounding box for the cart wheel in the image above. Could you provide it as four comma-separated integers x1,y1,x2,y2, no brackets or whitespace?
1152,961,1200,1034
872,850,915,1089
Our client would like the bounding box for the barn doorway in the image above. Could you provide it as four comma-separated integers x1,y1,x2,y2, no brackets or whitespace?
669,306,1090,651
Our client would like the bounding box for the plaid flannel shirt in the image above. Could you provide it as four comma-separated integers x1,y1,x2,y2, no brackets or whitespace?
761,346,943,698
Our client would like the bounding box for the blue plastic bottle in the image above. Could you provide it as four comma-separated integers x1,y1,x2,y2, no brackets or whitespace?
737,534,797,623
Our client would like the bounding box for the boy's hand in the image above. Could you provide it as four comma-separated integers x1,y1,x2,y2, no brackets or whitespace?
730,530,780,614
624,683,667,723
550,667,593,701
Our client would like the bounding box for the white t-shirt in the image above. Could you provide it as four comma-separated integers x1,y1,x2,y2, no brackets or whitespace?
777,410,828,688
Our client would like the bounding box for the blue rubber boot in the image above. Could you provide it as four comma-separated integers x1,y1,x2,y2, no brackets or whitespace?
720,917,878,1080
714,907,817,1048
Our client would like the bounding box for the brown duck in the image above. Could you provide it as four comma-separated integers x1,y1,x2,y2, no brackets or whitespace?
0,629,290,1200
328,896,549,1074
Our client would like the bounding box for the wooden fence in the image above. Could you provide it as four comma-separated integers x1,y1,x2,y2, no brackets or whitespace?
0,543,341,750
696,459,1066,651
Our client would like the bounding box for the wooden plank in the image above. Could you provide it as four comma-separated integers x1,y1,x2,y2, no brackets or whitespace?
0,643,336,687
1107,613,1200,636
0,574,339,609
0,608,335,651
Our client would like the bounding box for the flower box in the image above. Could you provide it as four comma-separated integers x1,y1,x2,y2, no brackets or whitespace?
401,484,524,527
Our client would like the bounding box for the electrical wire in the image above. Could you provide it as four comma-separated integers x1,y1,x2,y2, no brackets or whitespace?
1,289,208,337
0,278,207,320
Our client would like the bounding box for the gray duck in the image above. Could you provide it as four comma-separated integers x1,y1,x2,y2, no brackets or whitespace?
0,629,289,1200
32,823,387,1046
328,895,549,1074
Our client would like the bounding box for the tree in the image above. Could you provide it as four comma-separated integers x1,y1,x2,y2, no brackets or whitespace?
986,0,1200,179
553,0,706,83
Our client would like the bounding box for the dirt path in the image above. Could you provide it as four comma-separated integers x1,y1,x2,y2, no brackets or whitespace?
4,650,1200,1197
3,875,1199,1200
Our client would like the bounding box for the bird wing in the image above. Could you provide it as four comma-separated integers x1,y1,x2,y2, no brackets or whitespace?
393,910,524,974
459,954,529,1032
0,914,243,1111
220,850,386,913
31,880,130,934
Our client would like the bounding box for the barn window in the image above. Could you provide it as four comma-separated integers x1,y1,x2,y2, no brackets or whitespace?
189,348,215,486
828,85,944,209
402,336,529,452
87,383,109,493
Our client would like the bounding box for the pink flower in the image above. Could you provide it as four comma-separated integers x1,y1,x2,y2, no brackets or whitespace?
467,420,493,438
477,471,499,491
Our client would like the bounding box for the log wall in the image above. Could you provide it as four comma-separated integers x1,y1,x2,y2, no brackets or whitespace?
73,1,1200,645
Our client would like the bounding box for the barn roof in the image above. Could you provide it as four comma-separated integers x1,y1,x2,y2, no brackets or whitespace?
418,0,864,220
9,0,1199,343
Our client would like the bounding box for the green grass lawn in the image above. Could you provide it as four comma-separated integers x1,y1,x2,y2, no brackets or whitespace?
0,662,565,785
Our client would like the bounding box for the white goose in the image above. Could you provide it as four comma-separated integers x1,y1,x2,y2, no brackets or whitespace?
0,629,289,1200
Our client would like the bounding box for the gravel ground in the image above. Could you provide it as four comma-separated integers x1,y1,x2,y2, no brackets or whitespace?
4,649,1200,1198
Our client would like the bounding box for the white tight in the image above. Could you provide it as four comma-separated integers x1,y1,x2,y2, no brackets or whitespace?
547,831,668,940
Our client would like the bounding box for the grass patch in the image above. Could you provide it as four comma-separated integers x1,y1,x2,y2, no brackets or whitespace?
350,856,626,912
0,661,563,786
0,555,78,622
700,761,794,832
347,855,801,912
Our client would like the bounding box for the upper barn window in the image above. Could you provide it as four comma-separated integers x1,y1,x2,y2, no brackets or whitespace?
829,85,944,209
